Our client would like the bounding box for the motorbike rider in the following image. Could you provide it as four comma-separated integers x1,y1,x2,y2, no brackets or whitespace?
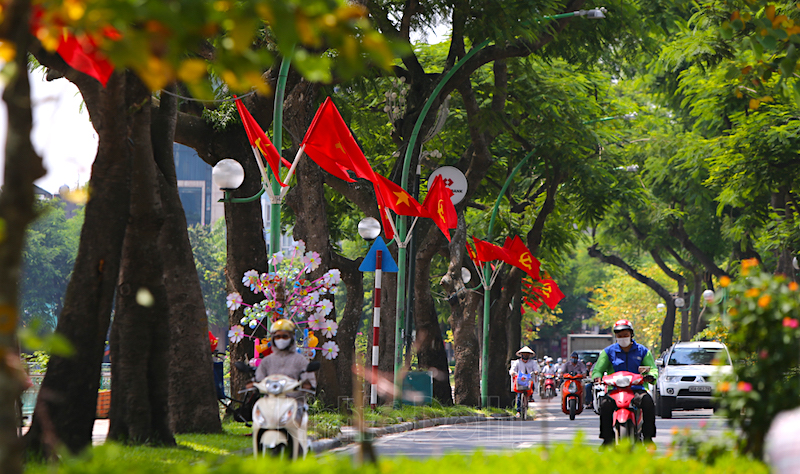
254,319,316,400
541,357,558,394
510,346,540,417
591,319,657,445
561,351,588,376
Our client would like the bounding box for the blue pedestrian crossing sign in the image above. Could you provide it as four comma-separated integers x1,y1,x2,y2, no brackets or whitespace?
358,237,398,273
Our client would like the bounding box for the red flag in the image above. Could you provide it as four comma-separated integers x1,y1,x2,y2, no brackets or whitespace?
378,201,396,240
501,235,541,280
56,34,114,86
526,279,564,310
375,175,429,218
466,242,479,267
301,97,381,183
422,175,457,242
234,98,290,187
472,237,509,263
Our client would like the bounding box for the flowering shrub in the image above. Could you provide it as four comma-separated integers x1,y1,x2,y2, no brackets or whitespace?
712,259,800,458
226,240,341,361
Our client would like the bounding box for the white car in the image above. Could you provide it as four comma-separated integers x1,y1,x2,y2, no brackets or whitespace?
654,341,732,418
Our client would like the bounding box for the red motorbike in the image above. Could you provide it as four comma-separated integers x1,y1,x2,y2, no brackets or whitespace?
561,372,585,420
542,374,557,399
601,371,651,443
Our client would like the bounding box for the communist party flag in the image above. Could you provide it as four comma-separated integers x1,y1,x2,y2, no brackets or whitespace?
422,175,457,241
524,278,565,311
501,235,541,280
472,237,509,263
234,98,291,186
375,175,429,218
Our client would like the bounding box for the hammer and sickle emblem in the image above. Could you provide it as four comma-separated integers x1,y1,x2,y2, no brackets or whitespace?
519,252,533,270
540,282,552,297
255,137,267,156
437,199,446,222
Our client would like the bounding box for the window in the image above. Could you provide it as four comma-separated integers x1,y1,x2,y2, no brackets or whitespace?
668,347,729,366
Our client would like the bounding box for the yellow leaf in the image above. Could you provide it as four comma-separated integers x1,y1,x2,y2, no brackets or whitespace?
136,56,174,91
177,59,207,84
742,12,752,21
295,13,319,47
766,4,776,20
735,89,743,98
760,95,774,102
731,10,740,21
749,98,761,109
0,41,15,62
64,0,85,21
772,14,788,28
243,71,271,96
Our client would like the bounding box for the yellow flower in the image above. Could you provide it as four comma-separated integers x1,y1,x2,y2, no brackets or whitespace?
758,294,771,308
719,276,731,288
728,307,739,317
718,381,731,392
745,287,761,298
671,426,680,436
741,258,759,276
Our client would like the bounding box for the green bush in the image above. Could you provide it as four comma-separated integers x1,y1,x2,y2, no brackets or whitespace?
24,440,767,474
712,263,800,458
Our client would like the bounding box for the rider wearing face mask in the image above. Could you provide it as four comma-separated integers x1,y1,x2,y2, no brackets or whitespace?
510,346,540,417
254,319,316,398
591,319,657,445
561,351,588,376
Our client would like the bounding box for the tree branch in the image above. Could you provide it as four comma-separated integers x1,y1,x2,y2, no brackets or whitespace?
588,244,673,302
670,222,729,278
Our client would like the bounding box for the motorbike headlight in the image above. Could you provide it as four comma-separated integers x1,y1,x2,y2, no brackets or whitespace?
279,409,293,426
253,407,266,426
612,375,632,388
568,382,577,394
664,376,680,382
266,380,286,395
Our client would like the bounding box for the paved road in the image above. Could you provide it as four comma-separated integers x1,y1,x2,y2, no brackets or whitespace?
334,400,727,458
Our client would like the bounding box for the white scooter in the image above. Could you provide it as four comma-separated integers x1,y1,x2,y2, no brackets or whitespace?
592,380,606,415
252,361,320,459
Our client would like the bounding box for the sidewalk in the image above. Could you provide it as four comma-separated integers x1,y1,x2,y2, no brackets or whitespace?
20,419,109,445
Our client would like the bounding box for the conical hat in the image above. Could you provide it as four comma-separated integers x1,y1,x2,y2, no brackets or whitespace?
516,346,535,356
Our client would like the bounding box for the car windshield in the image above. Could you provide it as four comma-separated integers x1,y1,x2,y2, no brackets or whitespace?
668,347,728,366
578,352,599,364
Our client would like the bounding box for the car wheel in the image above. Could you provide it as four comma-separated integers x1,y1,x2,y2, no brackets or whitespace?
659,395,674,419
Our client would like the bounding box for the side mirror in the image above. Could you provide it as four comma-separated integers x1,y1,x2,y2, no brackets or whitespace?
655,359,663,367
306,361,321,373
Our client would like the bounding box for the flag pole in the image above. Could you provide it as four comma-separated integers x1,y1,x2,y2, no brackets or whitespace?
270,53,292,270
279,145,305,199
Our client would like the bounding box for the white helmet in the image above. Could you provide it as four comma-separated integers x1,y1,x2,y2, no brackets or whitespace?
557,357,563,363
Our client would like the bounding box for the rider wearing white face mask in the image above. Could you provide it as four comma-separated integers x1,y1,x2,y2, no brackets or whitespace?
254,319,316,399
591,319,657,445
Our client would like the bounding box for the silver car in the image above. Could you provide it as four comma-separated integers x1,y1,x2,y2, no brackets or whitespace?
655,341,732,418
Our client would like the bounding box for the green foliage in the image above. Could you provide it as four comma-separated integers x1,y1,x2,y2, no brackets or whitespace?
187,220,228,329
588,263,679,350
668,424,741,464
712,265,800,458
20,201,83,331
23,438,767,474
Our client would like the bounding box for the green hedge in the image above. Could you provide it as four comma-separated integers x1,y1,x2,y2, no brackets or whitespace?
25,440,767,474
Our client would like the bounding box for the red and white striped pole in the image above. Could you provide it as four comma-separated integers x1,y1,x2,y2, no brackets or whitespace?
371,250,382,408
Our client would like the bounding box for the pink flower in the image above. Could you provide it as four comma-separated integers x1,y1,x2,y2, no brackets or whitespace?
228,325,245,343
242,270,260,292
699,420,707,429
226,292,243,310
321,319,338,338
321,341,339,360
308,313,325,330
783,317,799,329
737,381,752,392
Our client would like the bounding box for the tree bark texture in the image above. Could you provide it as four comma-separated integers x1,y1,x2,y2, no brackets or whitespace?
24,70,132,455
1,2,45,469
441,216,480,406
107,76,174,446
331,252,364,406
413,222,453,405
153,86,221,434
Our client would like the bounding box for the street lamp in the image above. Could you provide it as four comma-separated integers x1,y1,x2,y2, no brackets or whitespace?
702,289,715,304
358,217,382,241
461,267,472,284
212,158,267,204
656,303,666,312
674,297,685,309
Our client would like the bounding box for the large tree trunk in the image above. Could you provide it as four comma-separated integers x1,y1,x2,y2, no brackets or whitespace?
107,76,174,445
153,86,221,434
413,223,453,405
441,217,480,406
486,271,517,408
1,2,46,469
24,69,132,455
175,107,268,400
331,252,364,405
506,287,522,361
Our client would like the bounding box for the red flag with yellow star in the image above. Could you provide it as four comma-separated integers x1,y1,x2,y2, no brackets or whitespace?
235,97,291,186
472,237,510,263
375,175,429,218
422,175,457,241
501,235,541,280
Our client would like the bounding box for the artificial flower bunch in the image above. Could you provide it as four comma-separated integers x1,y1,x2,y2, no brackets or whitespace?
226,240,341,360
